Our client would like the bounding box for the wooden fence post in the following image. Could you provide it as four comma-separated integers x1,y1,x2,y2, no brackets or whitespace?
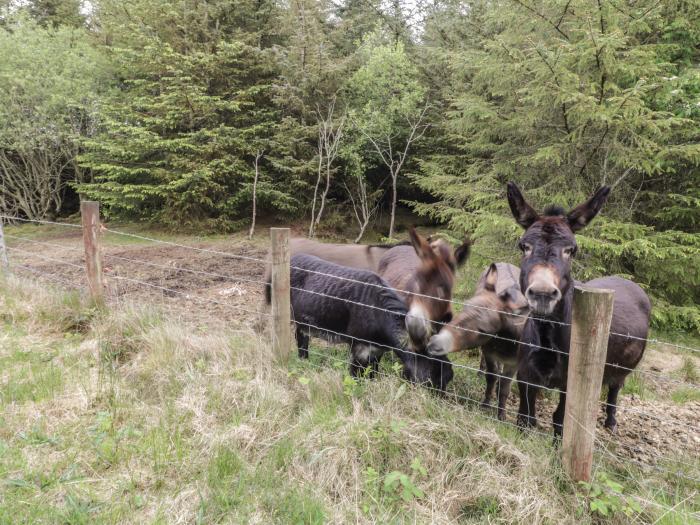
80,201,104,305
270,228,291,361
0,218,8,272
562,285,615,483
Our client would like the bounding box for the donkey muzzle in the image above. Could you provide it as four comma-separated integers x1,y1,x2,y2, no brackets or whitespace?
525,266,562,315
525,287,561,315
426,330,453,356
406,305,432,346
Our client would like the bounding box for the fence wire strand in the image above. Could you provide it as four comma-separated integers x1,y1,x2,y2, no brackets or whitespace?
2,214,699,354
3,228,698,393
290,286,699,388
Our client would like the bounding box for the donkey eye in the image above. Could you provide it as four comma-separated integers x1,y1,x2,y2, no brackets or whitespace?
520,242,533,256
562,246,576,259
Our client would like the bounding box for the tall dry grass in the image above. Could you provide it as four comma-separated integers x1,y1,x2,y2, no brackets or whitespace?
0,274,695,524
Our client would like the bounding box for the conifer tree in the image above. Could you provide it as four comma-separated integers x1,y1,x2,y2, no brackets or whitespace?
413,0,700,331
79,0,296,227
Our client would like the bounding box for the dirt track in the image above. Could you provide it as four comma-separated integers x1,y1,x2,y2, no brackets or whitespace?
5,230,699,475
8,231,269,329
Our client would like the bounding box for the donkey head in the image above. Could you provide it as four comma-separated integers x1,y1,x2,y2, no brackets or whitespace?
426,263,528,356
404,228,471,345
507,182,610,316
401,349,454,391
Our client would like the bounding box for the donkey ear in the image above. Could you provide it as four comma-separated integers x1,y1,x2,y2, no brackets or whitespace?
408,227,434,260
484,263,498,291
453,238,471,268
507,182,539,229
566,186,611,232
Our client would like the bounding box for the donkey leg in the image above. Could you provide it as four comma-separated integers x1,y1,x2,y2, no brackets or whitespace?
350,343,371,378
481,353,498,410
478,353,487,378
370,357,380,379
497,365,516,421
605,383,622,433
367,345,382,379
295,324,309,359
552,391,566,440
517,379,539,429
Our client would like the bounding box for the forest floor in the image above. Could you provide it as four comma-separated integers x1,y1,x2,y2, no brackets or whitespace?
1,222,698,523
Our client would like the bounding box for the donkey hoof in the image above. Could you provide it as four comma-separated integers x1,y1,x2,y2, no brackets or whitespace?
479,400,493,411
516,415,535,430
604,420,618,434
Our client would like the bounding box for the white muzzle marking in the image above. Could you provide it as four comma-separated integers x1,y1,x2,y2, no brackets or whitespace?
525,266,562,315
427,330,453,356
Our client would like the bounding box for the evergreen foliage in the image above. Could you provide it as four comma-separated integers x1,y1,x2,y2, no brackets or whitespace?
77,0,300,228
0,0,697,330
411,0,700,331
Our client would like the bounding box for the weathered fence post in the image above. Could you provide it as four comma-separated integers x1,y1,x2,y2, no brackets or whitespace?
0,218,8,272
270,228,291,361
562,285,615,482
80,201,104,305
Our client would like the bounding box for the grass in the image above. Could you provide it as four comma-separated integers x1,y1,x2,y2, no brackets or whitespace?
671,387,700,404
620,371,648,399
679,356,699,383
0,275,698,524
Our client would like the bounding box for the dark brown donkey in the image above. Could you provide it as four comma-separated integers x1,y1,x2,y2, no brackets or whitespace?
377,229,471,347
426,263,528,420
507,182,651,436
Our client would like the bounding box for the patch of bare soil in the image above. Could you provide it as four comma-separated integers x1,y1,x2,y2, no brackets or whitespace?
8,235,269,330
493,380,699,475
597,397,699,469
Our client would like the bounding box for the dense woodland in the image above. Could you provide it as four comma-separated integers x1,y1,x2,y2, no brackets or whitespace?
0,0,698,332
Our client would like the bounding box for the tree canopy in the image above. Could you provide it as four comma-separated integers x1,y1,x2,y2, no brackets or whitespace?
0,0,698,332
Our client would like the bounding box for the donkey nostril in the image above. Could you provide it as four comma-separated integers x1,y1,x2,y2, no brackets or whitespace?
526,287,559,301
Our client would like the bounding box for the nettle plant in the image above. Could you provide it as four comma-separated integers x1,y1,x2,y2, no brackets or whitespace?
363,457,428,513
579,472,642,518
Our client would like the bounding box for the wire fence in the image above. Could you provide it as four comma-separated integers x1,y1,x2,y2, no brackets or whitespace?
5,230,696,388
0,215,698,519
2,216,698,389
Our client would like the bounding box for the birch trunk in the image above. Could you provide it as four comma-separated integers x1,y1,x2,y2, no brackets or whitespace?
248,150,263,240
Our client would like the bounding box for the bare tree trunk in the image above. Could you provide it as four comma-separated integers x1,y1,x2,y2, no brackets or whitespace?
353,104,430,240
345,173,380,243
314,159,332,232
309,135,324,237
388,170,398,239
309,99,345,237
249,150,263,240
0,148,67,220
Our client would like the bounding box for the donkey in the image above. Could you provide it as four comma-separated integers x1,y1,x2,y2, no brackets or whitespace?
263,236,452,283
426,263,528,420
267,253,454,390
257,235,463,335
507,182,651,436
258,238,406,331
272,237,402,277
378,229,471,347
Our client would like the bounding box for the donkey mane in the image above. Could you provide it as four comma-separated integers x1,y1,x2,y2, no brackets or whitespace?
367,240,412,250
543,205,566,217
